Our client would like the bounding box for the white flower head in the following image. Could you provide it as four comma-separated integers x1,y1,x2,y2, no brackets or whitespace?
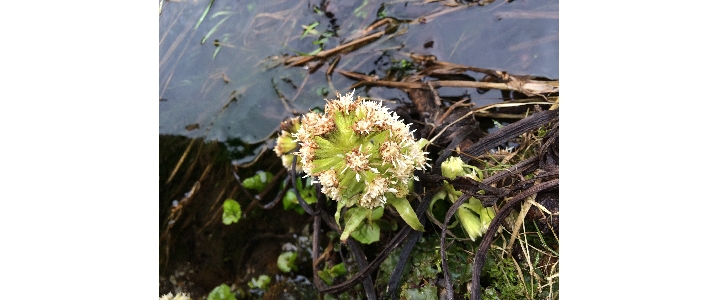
276,90,429,210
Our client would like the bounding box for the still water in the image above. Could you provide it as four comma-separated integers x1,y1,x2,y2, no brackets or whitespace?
159,0,558,145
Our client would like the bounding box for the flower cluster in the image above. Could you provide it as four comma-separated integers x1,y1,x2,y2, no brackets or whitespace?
275,91,429,239
290,90,428,209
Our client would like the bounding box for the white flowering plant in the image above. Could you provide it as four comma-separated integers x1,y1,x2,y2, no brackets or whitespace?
274,91,429,242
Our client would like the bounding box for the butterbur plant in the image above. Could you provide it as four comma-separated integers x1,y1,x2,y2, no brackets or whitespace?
275,91,429,241
434,156,496,241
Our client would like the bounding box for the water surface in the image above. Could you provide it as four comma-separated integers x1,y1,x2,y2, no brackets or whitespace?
159,0,558,145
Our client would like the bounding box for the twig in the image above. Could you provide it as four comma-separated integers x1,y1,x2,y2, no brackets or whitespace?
166,138,198,184
337,70,558,95
440,194,471,300
287,31,385,67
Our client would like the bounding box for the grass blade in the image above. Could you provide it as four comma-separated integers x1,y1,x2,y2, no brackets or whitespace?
201,15,230,45
194,0,216,30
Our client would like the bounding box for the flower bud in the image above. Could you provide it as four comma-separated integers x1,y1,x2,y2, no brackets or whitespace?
441,156,465,180
274,116,302,170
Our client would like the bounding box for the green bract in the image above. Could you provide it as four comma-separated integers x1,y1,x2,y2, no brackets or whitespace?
274,117,302,170
437,156,496,241
275,91,429,241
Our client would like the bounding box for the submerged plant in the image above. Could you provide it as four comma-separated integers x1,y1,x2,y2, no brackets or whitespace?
275,91,429,241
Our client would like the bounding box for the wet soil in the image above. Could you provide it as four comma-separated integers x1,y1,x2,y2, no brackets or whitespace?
160,135,316,299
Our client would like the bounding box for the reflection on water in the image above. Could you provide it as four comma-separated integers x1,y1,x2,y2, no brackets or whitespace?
159,0,557,145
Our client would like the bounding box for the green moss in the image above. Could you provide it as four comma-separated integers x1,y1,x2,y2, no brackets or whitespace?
481,251,524,300
400,284,438,300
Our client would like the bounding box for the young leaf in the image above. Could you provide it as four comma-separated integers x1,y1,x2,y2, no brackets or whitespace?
370,206,384,221
330,262,347,277
351,221,380,244
312,37,329,45
386,196,424,232
318,269,334,285
301,22,319,39
194,0,216,30
241,171,273,191
248,275,270,290
277,251,298,273
306,47,322,56
207,283,236,300
340,206,370,242
222,199,241,225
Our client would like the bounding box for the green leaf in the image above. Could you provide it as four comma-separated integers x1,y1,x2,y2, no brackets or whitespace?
462,197,484,215
212,36,228,60
222,199,241,225
400,284,438,300
319,262,347,285
283,189,298,210
248,275,270,290
201,14,231,45
298,178,318,205
312,37,329,45
377,5,387,19
194,0,216,30
456,206,482,241
277,252,298,273
207,283,236,300
370,206,384,220
282,178,317,214
330,262,347,277
318,269,334,285
351,221,380,244
306,47,322,56
340,206,370,242
290,46,323,57
301,22,319,39
211,11,235,18
353,0,369,18
374,219,396,231
386,196,424,232
335,200,346,230
212,44,222,60
241,171,273,191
